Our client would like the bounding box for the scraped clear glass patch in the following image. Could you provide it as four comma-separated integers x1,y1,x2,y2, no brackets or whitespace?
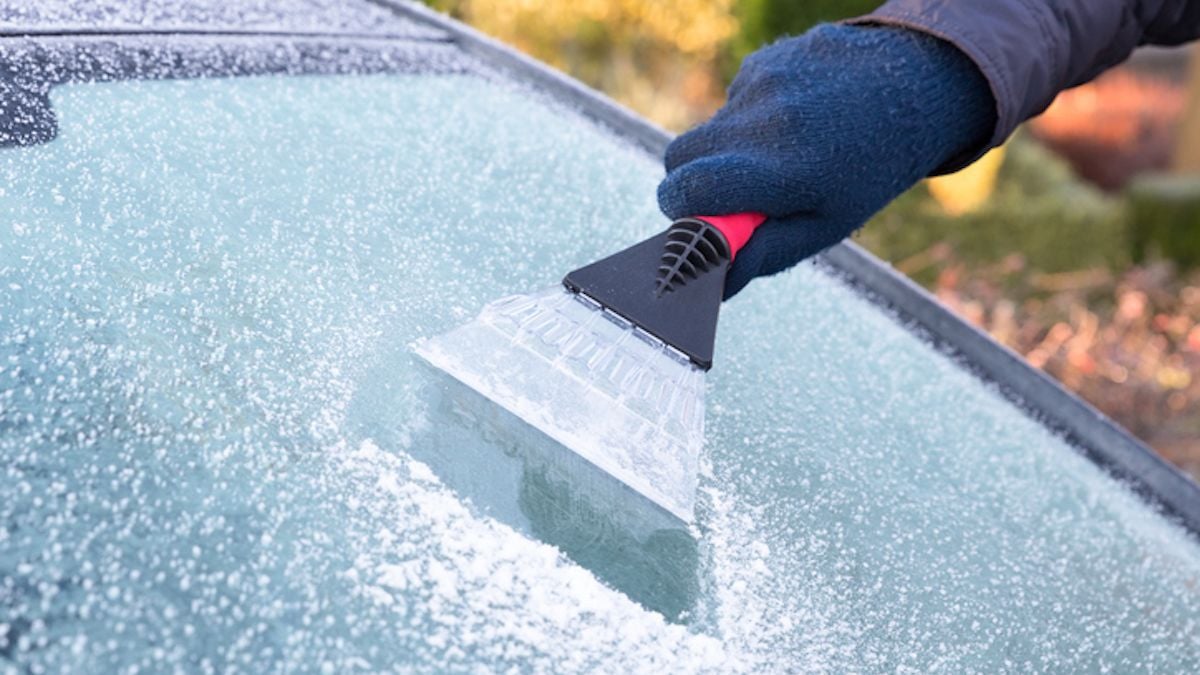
414,286,705,523
1,66,1198,672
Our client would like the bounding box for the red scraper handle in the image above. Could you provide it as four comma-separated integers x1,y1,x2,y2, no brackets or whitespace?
694,212,768,261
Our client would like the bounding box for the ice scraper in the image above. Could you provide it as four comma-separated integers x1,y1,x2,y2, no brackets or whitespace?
414,212,766,524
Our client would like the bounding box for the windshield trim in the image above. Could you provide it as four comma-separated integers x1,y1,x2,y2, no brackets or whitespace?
0,27,452,41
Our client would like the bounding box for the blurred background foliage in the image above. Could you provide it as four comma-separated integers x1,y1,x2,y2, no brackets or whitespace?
424,0,741,129
734,0,881,60
425,0,1200,479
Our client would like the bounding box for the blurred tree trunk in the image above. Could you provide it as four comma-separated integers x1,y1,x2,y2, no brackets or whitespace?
1174,45,1200,173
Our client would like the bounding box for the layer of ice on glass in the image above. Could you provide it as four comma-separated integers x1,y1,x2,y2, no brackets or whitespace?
0,68,1197,672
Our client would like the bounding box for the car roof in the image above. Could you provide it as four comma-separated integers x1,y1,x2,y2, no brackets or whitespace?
0,0,446,39
1,0,1197,535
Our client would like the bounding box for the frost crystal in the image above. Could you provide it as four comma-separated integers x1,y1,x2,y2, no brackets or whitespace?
0,44,1197,673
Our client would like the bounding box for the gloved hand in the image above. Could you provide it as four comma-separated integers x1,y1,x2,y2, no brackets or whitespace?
658,24,996,298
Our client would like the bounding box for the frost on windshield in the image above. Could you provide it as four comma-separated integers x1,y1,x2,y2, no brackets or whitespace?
0,0,444,39
0,67,1198,672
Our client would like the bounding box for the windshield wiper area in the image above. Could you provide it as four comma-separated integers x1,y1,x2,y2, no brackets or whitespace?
0,76,55,147
0,33,480,150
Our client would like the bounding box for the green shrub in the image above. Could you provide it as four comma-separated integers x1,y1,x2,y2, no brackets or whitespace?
735,0,884,58
859,135,1131,287
1127,174,1200,268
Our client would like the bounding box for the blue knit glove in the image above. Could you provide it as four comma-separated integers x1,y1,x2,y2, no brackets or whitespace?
657,24,996,298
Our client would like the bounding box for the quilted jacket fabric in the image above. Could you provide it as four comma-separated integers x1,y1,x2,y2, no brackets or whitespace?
853,0,1200,166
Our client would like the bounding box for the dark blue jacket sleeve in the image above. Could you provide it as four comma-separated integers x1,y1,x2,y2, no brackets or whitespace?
852,0,1200,165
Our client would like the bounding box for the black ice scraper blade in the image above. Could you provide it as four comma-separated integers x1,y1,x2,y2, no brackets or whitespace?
563,216,747,370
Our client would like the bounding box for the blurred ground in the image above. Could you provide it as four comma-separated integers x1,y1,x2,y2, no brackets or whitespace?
424,1,1200,481
868,52,1200,481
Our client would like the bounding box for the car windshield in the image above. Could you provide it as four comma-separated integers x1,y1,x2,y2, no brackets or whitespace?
1,43,1198,672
